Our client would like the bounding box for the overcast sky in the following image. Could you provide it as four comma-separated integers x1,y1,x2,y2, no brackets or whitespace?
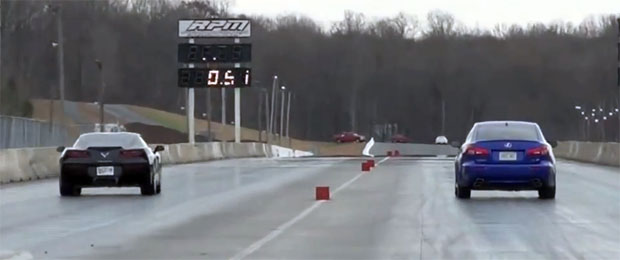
231,0,619,29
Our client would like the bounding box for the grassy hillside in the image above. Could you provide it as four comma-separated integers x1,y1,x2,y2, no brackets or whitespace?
30,99,364,156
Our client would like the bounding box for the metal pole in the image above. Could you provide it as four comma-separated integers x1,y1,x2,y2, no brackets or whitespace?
221,88,226,125
188,88,195,143
279,88,285,144
207,88,212,141
49,99,54,133
234,38,241,143
441,99,446,135
601,118,606,142
95,60,105,132
586,119,590,141
264,91,270,143
234,88,241,143
56,6,66,127
187,39,195,144
99,87,105,132
582,117,586,141
0,0,3,114
286,91,292,146
269,76,278,137
273,87,279,141
258,90,263,142
616,18,619,142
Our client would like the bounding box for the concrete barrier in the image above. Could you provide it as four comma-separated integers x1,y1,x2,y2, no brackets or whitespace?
554,141,619,167
0,147,59,183
369,142,459,157
0,143,311,184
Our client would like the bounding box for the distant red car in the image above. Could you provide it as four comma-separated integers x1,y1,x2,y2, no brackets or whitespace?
333,132,366,143
391,134,411,143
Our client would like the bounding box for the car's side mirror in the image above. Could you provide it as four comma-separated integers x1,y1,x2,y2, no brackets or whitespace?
450,141,461,148
154,145,165,153
56,146,65,153
548,140,558,148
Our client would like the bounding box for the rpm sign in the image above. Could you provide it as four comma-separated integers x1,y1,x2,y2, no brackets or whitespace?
178,68,251,88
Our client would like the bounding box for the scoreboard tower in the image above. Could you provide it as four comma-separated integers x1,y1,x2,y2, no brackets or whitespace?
177,19,252,143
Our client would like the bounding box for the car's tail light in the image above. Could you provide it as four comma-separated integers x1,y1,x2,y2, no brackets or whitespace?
120,149,146,159
65,150,89,158
526,146,549,156
465,145,490,156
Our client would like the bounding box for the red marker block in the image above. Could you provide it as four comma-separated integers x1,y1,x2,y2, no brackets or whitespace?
367,159,375,167
316,186,330,200
387,151,393,156
394,150,401,157
362,162,371,171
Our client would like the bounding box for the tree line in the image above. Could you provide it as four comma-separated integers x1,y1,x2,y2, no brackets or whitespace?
1,0,618,142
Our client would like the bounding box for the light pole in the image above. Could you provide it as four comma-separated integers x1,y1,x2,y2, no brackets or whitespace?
95,59,105,132
593,118,602,141
616,18,620,142
574,105,583,140
264,89,270,143
0,0,3,115
585,116,590,141
279,86,286,144
269,76,278,140
258,89,263,142
441,99,446,135
52,6,66,127
286,91,292,147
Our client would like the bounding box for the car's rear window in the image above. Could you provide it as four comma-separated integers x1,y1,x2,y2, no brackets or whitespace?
73,134,147,149
474,124,540,141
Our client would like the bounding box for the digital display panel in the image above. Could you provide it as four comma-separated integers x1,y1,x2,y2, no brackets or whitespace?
178,68,251,88
178,44,251,63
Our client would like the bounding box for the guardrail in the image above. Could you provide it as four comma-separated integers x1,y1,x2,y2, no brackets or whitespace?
0,142,312,184
554,141,620,167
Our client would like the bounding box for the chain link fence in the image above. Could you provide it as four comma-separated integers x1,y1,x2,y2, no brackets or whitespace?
0,116,69,149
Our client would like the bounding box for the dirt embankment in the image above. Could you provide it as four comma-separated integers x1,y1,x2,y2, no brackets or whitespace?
30,99,366,156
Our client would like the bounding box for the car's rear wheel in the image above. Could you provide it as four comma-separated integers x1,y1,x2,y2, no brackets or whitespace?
141,170,157,196
538,186,555,199
155,173,161,194
455,183,471,199
60,182,81,196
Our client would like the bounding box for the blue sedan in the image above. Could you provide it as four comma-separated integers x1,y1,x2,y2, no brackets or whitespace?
454,121,557,199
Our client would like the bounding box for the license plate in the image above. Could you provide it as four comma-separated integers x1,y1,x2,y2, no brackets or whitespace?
499,152,517,161
96,166,114,176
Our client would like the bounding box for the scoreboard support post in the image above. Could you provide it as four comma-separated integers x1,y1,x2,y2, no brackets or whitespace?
188,87,195,144
234,38,241,143
222,89,226,125
187,39,196,144
235,88,241,142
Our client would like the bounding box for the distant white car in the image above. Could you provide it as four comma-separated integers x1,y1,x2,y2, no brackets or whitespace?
435,135,448,144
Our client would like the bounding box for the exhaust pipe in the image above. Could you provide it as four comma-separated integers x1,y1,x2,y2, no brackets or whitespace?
473,178,484,188
531,179,542,188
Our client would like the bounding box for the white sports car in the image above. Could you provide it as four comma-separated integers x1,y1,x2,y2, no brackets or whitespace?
57,132,164,196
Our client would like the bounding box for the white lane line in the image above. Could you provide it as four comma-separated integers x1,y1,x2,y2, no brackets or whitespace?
377,157,390,165
229,157,390,260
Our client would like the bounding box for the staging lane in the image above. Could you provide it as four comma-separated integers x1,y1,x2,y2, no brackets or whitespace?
0,157,360,259
0,157,619,259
